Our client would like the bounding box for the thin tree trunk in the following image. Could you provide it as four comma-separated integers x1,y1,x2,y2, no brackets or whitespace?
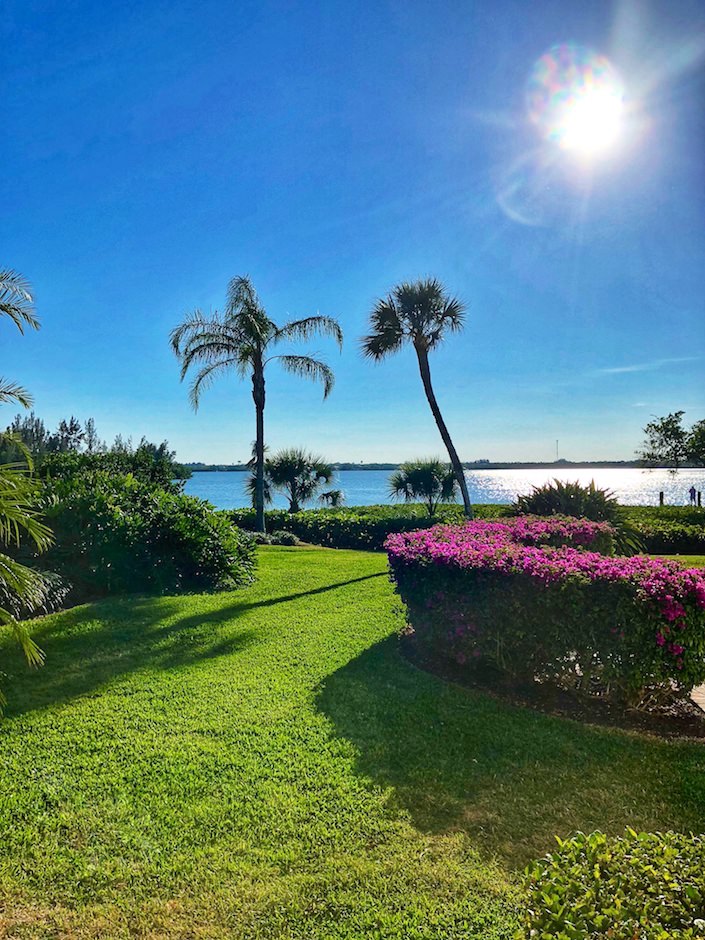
415,346,473,518
252,363,266,532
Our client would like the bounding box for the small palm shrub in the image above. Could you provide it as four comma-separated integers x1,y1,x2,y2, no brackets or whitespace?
521,830,705,939
39,473,256,601
514,479,644,554
389,459,459,516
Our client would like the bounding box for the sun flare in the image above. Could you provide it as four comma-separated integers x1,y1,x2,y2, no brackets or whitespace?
528,43,625,158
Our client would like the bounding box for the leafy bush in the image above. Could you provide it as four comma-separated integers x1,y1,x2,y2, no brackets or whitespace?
226,504,508,550
521,830,705,939
514,479,644,555
386,519,705,704
618,507,705,555
39,473,255,601
38,448,188,490
270,530,300,546
514,478,620,521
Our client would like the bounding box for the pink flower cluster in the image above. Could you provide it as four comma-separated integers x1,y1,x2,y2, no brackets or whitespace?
386,519,705,660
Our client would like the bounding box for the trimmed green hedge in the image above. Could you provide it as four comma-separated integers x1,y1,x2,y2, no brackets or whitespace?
521,830,705,939
226,504,705,556
226,504,506,550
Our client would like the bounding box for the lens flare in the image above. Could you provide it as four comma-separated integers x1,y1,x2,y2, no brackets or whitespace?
527,43,625,156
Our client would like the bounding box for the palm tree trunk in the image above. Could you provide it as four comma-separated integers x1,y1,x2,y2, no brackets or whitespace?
252,364,266,532
415,347,473,518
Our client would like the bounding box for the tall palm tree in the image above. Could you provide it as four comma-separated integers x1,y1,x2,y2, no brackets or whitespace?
361,278,473,517
0,269,40,409
171,276,343,531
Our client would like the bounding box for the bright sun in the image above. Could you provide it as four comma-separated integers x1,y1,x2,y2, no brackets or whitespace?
527,44,625,158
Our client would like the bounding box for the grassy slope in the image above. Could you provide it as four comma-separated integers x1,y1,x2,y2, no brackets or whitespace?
1,547,704,938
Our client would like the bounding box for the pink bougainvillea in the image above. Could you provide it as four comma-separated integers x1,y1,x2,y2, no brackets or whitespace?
386,517,705,700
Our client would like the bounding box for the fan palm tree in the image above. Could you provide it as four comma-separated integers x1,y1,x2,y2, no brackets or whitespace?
0,269,40,409
318,489,344,507
171,276,343,531
263,448,334,513
361,277,473,517
389,459,459,516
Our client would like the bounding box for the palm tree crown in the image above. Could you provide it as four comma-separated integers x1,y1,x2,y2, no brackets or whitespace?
171,276,342,531
361,277,473,518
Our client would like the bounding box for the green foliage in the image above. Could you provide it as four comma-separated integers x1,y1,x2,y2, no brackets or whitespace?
360,277,473,517
269,529,300,545
227,503,481,549
171,274,342,531
40,473,255,600
688,419,705,465
0,268,39,412
515,478,620,521
638,411,705,469
252,448,334,513
521,829,705,939
38,445,190,490
318,488,344,507
514,479,643,555
388,458,458,515
639,411,689,469
620,506,705,555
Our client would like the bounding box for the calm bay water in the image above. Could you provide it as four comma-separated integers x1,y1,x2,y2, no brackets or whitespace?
185,467,705,511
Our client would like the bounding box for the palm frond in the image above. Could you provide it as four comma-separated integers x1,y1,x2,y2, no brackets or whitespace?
244,471,273,507
0,269,39,334
188,358,242,410
369,278,466,352
275,316,343,351
360,298,404,360
274,355,335,398
0,378,34,409
0,463,52,551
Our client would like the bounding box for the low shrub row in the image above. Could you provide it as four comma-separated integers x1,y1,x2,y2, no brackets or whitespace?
37,472,256,601
226,504,507,550
386,519,705,703
522,829,705,939
226,503,705,555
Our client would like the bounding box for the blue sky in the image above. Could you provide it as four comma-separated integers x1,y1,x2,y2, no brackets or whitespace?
2,0,704,462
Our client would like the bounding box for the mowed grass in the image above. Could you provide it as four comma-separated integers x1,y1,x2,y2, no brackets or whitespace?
1,547,704,939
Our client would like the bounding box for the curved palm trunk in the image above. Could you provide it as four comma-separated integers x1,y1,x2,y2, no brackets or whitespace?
252,361,266,532
415,346,473,519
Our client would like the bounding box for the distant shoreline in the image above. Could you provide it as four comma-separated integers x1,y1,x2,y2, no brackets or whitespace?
184,461,704,472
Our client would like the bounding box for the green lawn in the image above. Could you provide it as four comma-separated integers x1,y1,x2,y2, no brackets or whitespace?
658,553,705,567
1,546,705,938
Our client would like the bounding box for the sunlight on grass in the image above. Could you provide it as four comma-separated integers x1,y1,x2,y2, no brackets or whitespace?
1,546,704,937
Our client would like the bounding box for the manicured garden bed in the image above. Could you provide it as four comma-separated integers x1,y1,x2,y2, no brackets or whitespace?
2,546,705,937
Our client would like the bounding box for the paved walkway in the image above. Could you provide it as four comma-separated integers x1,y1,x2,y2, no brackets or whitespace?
692,685,705,712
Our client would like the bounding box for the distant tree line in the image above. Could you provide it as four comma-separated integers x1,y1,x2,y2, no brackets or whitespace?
0,412,191,480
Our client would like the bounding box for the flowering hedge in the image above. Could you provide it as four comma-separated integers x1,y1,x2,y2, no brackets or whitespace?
386,518,705,704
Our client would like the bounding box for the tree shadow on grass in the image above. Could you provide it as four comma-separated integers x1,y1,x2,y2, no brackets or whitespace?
316,637,705,869
2,572,385,719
